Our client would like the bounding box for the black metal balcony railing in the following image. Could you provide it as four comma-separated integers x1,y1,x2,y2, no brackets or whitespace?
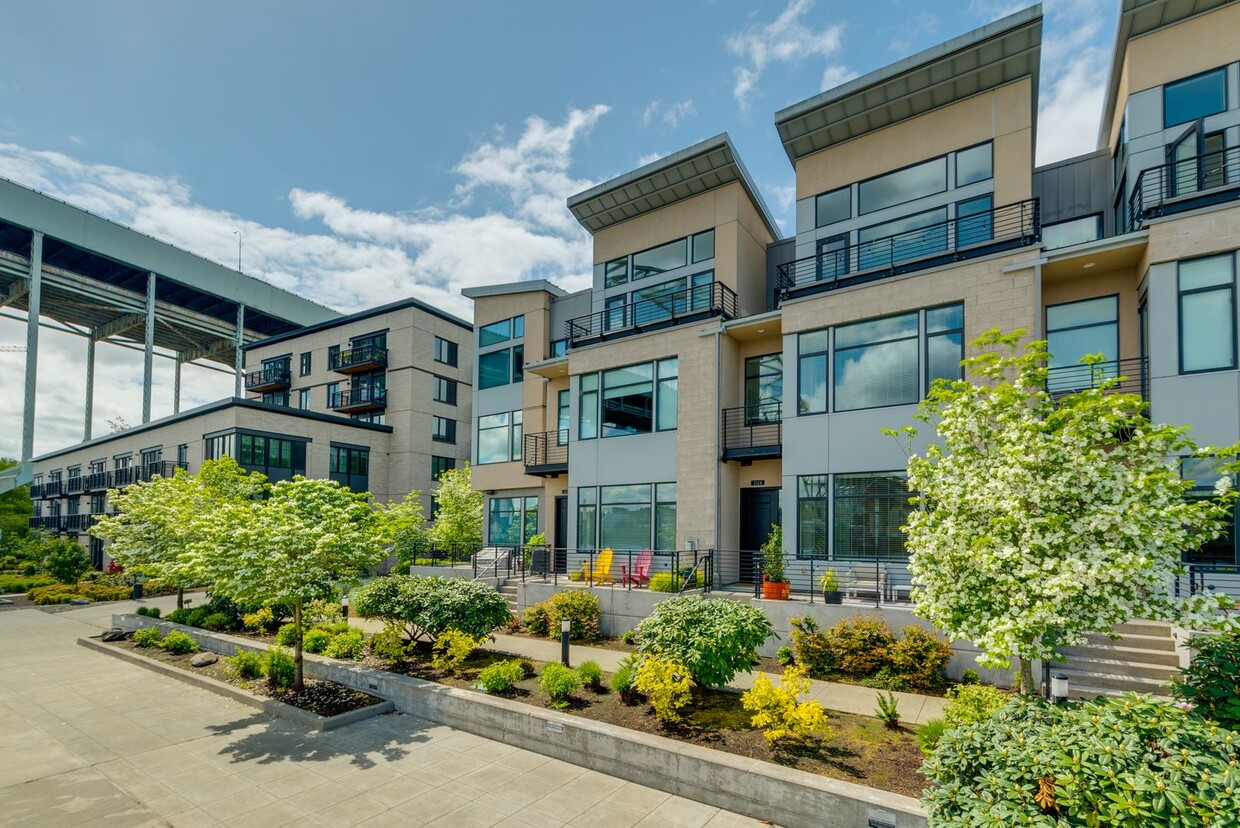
28,515,63,532
1046,357,1149,399
330,345,388,373
721,402,782,461
42,481,62,498
1130,145,1240,229
111,461,187,488
566,282,740,347
66,475,84,494
523,429,569,476
330,387,387,412
244,366,291,392
29,483,42,499
64,514,91,532
776,198,1041,301
85,470,111,491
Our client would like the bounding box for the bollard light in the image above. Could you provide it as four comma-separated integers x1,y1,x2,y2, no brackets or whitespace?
1051,672,1070,704
341,592,349,619
561,617,572,666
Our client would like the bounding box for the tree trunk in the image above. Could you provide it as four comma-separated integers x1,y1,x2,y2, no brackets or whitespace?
293,597,304,692
176,587,184,610
1018,656,1036,696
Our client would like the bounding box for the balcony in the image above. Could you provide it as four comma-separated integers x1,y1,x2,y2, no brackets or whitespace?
523,429,568,476
566,282,740,348
721,403,782,462
66,475,85,495
84,470,112,491
111,461,187,488
1046,357,1148,400
1130,146,1240,229
29,483,42,499
42,481,62,498
776,198,1041,301
64,514,92,533
244,366,291,393
330,345,388,374
330,387,387,414
28,515,63,532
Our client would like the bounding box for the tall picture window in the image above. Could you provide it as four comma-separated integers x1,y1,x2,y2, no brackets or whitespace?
1179,255,1236,374
834,312,919,411
833,473,913,561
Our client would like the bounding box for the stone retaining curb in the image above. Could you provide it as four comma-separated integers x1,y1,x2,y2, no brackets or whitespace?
114,614,928,828
79,634,394,732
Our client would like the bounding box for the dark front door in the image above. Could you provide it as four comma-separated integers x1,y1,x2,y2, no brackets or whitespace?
740,487,781,583
554,495,568,574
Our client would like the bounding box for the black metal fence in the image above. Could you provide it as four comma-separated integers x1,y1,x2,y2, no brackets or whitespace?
522,429,568,472
1130,144,1240,228
721,402,782,460
330,344,389,372
243,366,290,390
1175,562,1240,603
565,282,740,346
1046,356,1149,399
711,549,916,607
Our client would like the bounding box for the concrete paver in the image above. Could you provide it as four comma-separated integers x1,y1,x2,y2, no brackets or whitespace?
0,601,773,827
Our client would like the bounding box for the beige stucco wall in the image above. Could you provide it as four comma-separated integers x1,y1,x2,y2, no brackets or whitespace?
795,77,1035,207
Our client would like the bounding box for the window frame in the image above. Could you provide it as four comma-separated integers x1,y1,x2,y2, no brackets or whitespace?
1163,66,1227,130
832,311,921,413
858,155,949,216
432,416,457,445
1178,253,1238,375
434,336,459,367
299,352,312,376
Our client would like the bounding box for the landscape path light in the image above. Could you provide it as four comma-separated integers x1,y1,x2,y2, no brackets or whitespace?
561,617,571,666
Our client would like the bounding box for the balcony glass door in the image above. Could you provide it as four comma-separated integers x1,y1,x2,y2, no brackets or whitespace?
1046,296,1119,393
353,372,386,403
744,354,782,425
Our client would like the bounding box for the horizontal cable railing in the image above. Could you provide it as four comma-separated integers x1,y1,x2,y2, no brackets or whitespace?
517,548,714,592
565,282,740,346
711,549,915,608
1130,145,1240,229
1046,356,1148,399
522,429,569,470
243,367,290,389
721,402,782,457
330,388,387,410
1175,561,1240,605
330,345,389,372
776,198,1041,299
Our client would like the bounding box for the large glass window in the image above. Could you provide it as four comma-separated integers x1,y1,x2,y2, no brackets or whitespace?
577,488,597,550
433,376,457,405
655,483,677,551
236,433,306,480
691,230,715,263
833,473,912,561
1179,255,1236,373
478,347,522,389
632,238,687,281
816,235,848,282
859,157,947,215
579,374,599,439
329,445,369,493
745,354,782,422
605,295,628,331
656,358,678,431
557,389,570,444
815,187,851,228
858,207,948,270
956,195,993,246
798,329,829,414
955,143,993,187
434,337,458,367
488,496,538,545
605,258,628,287
1184,458,1238,566
926,304,965,388
480,316,522,347
432,416,456,444
599,485,654,551
431,455,455,480
1046,296,1119,392
834,312,919,411
797,475,829,559
1043,215,1103,249
602,363,654,437
478,412,520,464
1164,68,1227,129
633,277,687,325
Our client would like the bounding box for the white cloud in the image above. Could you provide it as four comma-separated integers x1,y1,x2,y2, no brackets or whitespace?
889,12,939,54
636,151,666,167
820,65,858,91
1035,0,1113,164
0,106,608,456
726,0,846,113
640,100,697,130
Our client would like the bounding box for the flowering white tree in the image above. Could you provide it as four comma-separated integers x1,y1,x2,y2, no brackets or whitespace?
889,329,1239,693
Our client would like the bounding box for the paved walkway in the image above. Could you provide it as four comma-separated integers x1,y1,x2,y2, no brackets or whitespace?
348,616,947,725
0,600,770,827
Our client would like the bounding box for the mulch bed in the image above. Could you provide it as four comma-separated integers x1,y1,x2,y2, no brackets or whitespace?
109,639,383,717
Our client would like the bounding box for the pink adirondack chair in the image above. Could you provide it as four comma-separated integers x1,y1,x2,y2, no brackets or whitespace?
622,549,653,588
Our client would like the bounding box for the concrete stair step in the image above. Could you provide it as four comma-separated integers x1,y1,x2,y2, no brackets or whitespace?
1052,667,1171,695
1060,645,1180,668
1060,657,1179,682
1110,620,1173,637
1083,632,1177,652
1067,683,1172,701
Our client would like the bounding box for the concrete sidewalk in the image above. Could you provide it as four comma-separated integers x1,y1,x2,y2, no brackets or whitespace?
347,617,946,725
0,603,769,827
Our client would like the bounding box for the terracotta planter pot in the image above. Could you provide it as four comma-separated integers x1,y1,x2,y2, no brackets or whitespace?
762,581,790,600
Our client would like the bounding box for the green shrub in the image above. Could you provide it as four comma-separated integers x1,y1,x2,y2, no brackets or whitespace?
369,626,410,661
789,615,833,675
621,629,637,645
200,613,231,632
544,591,602,642
742,665,831,743
275,623,297,646
862,666,907,691
145,606,161,619
431,629,481,674
476,659,525,694
960,669,980,685
0,574,54,593
636,596,774,687
161,631,198,655
353,576,511,643
776,646,795,666
633,657,694,722
611,657,639,703
228,650,264,680
43,539,90,584
302,628,332,654
303,597,343,626
539,663,582,708
136,606,151,617
1172,630,1240,730
27,584,79,604
264,647,296,689
323,629,364,660
522,603,551,637
887,626,952,690
133,627,163,648
242,607,275,633
942,684,1010,729
577,660,603,690
167,608,192,625
916,718,947,755
875,690,900,729
922,694,1240,826
186,608,210,628
824,616,895,676
648,572,682,593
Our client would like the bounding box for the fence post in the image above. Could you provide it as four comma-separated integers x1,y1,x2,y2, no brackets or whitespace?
809,557,815,605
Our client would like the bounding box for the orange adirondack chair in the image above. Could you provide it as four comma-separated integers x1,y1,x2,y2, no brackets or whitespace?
582,548,616,585
621,549,653,588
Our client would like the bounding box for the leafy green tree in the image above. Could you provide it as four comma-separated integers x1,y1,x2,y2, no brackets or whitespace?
428,465,482,551
0,458,33,547
202,477,393,691
387,488,428,570
43,538,90,584
889,330,1239,693
92,457,266,608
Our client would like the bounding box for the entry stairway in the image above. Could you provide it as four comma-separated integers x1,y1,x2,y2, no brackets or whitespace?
1055,619,1179,699
498,578,521,615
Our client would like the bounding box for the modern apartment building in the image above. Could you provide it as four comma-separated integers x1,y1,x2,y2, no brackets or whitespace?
463,0,1240,595
28,297,474,567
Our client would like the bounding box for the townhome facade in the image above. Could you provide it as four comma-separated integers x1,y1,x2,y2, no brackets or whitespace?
463,0,1240,598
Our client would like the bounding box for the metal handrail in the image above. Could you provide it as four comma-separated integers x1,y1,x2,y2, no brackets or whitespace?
523,429,569,469
776,198,1041,299
244,366,291,389
330,388,387,409
1130,145,1240,229
721,402,782,457
1046,356,1148,399
565,281,740,346
330,344,389,372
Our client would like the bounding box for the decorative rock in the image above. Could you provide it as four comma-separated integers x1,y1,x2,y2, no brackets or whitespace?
101,628,128,642
190,653,218,667
70,598,92,605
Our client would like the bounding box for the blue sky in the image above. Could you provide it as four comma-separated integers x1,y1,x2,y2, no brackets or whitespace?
0,0,1119,454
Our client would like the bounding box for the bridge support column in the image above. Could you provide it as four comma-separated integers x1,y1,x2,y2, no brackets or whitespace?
21,231,43,465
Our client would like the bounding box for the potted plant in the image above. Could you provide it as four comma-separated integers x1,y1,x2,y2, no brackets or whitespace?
818,568,842,604
760,525,790,600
